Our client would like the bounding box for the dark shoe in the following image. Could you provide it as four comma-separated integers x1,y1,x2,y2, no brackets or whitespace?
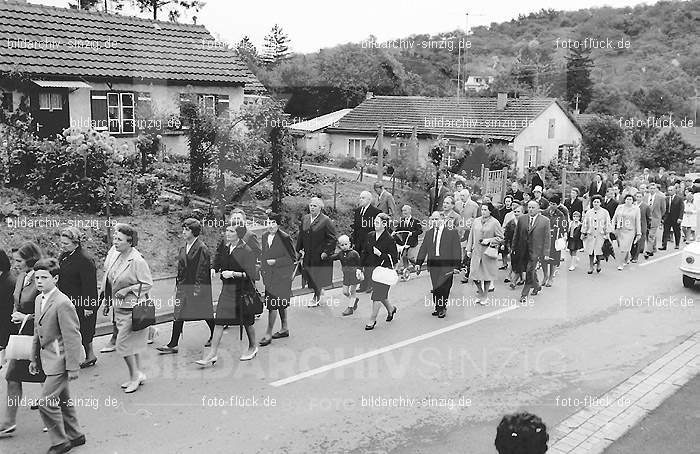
532,287,541,296
357,286,368,293
504,278,511,283
431,310,439,316
204,339,212,348
341,307,354,316
271,331,289,339
79,359,97,369
156,346,178,354
47,441,72,454
675,245,680,249
460,278,470,283
437,310,446,318
488,287,495,293
365,321,376,330
631,259,638,263
587,269,594,274
31,404,39,410
69,434,86,448
544,282,553,288
519,296,528,304
658,247,667,251
386,306,397,322
259,337,272,347
498,265,507,270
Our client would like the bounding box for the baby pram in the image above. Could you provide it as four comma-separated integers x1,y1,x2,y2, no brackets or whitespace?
392,230,418,281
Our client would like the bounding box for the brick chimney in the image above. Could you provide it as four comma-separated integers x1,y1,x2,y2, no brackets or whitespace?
496,93,507,111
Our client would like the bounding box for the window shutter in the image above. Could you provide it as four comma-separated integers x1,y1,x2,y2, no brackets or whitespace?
90,91,108,131
136,92,152,133
536,147,542,166
216,95,229,117
1,92,13,111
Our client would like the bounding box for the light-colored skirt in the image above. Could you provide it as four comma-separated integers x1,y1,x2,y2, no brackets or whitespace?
114,308,147,357
616,228,636,253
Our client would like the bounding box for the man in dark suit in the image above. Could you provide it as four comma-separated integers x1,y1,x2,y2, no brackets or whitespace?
416,211,461,318
30,258,85,454
296,197,338,306
564,188,584,219
531,166,545,192
259,212,297,346
660,185,684,250
632,191,651,262
588,173,607,198
429,177,448,214
512,201,551,302
230,208,261,280
602,187,619,219
352,191,381,292
611,172,624,194
654,167,670,192
158,218,213,354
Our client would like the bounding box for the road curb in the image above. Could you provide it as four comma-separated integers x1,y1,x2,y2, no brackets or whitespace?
548,331,699,454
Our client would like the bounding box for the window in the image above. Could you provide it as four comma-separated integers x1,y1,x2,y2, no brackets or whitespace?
444,144,458,168
525,146,541,168
200,95,216,116
548,118,555,139
348,139,367,159
107,92,135,134
39,92,63,111
558,144,580,167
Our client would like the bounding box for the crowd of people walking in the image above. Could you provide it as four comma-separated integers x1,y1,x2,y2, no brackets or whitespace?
0,164,698,453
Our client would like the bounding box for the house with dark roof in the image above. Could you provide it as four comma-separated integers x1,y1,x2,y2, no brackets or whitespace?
325,93,583,176
0,0,261,154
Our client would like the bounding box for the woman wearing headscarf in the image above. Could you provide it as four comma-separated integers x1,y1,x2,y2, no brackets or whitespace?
58,227,99,368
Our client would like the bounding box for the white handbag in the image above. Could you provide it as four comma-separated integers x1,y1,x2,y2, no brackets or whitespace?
5,316,33,361
555,237,567,252
372,254,399,286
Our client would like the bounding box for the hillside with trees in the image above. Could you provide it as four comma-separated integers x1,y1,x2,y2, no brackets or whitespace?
246,0,698,121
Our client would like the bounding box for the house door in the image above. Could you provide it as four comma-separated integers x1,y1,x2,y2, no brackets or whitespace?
32,90,70,139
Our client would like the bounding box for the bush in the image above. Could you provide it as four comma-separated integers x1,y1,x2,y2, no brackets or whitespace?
7,127,131,214
337,156,358,169
135,174,162,208
135,134,161,173
309,152,330,164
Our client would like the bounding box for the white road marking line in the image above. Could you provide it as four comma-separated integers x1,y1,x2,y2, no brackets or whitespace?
270,305,520,387
639,250,682,267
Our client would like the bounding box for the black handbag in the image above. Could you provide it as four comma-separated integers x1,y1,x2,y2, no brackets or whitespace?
242,279,264,316
132,283,156,331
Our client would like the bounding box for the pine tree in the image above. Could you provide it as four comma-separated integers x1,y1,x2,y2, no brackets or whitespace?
236,36,260,68
262,24,291,68
565,46,594,112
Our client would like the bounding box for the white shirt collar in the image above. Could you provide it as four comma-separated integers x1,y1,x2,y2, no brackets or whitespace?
41,286,58,312
23,270,34,286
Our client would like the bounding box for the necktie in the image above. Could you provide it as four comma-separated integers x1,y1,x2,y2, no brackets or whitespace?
667,196,671,213
529,216,535,229
433,228,438,245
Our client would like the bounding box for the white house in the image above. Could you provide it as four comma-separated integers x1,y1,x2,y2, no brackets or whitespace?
464,75,494,93
286,108,352,156
324,93,583,176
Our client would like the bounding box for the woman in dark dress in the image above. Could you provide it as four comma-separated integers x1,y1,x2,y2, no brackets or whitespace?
0,250,16,369
58,227,99,368
509,205,526,288
0,242,45,437
197,225,258,366
296,197,337,306
541,196,568,287
362,213,399,331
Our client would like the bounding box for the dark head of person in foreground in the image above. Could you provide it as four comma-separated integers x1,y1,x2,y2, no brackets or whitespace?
495,412,549,454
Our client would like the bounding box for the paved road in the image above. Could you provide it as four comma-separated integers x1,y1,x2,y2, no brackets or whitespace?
2,247,698,454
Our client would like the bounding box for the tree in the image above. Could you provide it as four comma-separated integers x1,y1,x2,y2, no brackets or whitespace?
236,36,260,69
580,115,628,168
131,0,203,21
262,24,291,69
507,44,556,97
638,129,694,172
565,46,594,112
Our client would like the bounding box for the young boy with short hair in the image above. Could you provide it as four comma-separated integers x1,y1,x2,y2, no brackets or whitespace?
29,258,84,454
330,235,363,316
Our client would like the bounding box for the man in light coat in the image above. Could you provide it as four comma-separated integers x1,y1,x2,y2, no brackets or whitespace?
645,183,667,258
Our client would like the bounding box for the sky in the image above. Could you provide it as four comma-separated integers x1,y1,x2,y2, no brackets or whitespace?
32,0,660,54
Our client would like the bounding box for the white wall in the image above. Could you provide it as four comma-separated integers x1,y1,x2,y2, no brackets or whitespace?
512,103,582,176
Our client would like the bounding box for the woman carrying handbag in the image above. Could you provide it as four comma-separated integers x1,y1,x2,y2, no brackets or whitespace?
466,203,504,305
362,213,399,331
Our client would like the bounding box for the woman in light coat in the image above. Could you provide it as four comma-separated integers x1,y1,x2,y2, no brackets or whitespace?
582,195,612,274
101,224,153,394
466,202,503,304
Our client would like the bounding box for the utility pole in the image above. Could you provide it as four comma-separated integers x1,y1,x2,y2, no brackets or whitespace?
377,124,384,181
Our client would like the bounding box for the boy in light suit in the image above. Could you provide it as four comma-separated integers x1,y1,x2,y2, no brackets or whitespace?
29,258,84,454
